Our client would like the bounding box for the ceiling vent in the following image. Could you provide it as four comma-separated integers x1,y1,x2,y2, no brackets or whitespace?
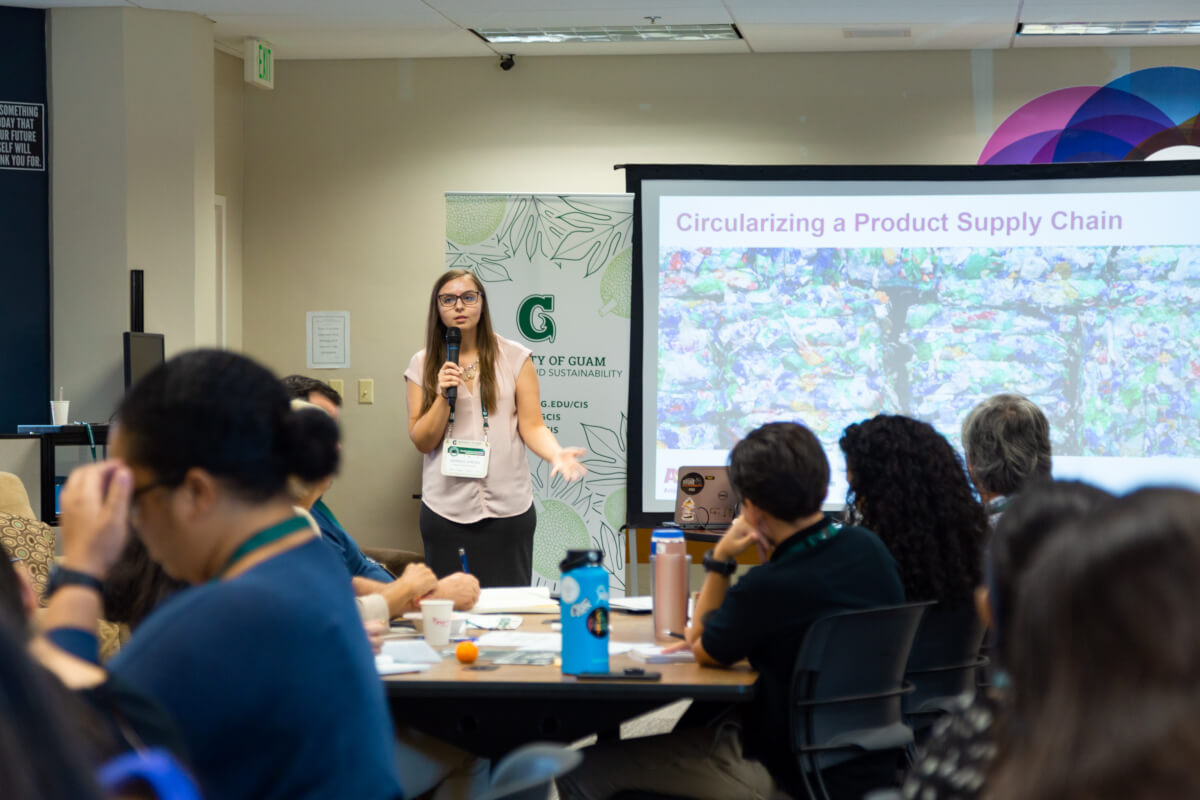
842,27,912,39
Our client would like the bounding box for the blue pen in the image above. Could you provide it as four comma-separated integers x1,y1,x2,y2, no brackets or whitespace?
458,547,469,574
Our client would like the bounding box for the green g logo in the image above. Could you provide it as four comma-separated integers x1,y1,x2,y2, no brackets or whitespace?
517,295,556,343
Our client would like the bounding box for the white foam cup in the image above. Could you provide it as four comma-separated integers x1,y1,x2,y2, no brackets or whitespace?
50,400,70,426
420,599,455,646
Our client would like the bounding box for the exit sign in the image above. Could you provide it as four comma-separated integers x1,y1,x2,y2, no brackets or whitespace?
244,39,274,89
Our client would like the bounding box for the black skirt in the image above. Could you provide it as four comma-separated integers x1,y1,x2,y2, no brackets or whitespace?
419,502,536,588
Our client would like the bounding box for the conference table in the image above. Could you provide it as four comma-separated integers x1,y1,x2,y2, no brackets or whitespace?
383,611,757,758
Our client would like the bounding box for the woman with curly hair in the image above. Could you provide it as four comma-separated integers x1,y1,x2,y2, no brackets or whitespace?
838,414,987,608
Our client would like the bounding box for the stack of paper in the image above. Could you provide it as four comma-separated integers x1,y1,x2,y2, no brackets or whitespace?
375,656,433,675
610,596,653,613
628,645,695,664
381,639,442,663
470,586,559,614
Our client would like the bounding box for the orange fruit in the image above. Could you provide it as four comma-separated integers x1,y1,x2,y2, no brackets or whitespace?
455,640,479,664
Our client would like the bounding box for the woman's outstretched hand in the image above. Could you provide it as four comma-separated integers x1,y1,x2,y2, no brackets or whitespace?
550,447,588,482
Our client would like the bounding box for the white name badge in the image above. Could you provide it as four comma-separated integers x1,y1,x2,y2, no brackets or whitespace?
440,438,491,478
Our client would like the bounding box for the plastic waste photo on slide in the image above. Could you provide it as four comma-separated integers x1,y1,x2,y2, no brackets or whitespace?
654,243,1200,471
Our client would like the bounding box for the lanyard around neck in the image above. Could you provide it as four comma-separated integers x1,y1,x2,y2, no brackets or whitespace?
791,521,841,554
447,399,489,442
212,515,310,581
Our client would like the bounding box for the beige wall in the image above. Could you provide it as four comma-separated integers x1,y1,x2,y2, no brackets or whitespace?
241,46,1200,550
50,7,216,423
215,50,245,349
49,9,129,422
0,438,43,519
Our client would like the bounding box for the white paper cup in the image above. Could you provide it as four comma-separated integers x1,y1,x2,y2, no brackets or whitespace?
420,599,455,646
50,400,70,426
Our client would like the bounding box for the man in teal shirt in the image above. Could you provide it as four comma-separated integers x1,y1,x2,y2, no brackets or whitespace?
283,375,479,614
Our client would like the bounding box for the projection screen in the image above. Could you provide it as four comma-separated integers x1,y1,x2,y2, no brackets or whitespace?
624,163,1200,526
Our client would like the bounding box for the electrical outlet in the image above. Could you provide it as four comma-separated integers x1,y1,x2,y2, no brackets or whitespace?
328,378,345,400
358,378,374,404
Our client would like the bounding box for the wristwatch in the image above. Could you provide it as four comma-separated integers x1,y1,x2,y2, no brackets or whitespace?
702,549,738,577
46,566,104,598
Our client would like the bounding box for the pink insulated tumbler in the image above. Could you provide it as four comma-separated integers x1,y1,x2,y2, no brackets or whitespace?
651,529,689,643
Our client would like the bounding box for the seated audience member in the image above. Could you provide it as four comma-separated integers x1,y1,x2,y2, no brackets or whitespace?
839,414,987,611
282,375,479,609
960,393,1052,526
988,487,1200,800
902,480,1112,800
558,422,905,800
102,534,187,632
40,350,404,800
1,527,196,795
0,609,107,800
289,398,440,629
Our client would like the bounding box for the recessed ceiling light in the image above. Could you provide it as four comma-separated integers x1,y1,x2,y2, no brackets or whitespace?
472,24,741,44
1017,20,1200,36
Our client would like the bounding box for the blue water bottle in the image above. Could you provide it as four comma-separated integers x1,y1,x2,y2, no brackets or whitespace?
559,549,609,675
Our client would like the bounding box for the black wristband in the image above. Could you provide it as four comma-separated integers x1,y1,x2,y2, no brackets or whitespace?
702,549,738,577
46,566,104,598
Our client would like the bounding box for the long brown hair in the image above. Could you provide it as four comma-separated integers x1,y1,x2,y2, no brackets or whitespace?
988,488,1200,800
419,269,498,415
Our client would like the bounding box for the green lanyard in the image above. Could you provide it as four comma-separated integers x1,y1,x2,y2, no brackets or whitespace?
793,521,840,553
447,401,490,443
211,515,310,582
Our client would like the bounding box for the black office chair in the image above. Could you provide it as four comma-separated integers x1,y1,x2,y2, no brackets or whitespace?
902,604,987,736
787,601,934,800
478,742,582,800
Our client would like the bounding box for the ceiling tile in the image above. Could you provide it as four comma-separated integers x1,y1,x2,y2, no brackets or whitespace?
728,0,1019,24
148,0,449,23
1020,0,1200,21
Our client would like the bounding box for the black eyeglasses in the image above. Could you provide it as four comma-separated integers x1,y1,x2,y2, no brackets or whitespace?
129,480,175,521
437,291,481,308
131,481,171,503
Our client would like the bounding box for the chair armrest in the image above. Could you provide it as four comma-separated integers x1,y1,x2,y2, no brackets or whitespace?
362,546,425,577
906,656,989,676
793,683,916,708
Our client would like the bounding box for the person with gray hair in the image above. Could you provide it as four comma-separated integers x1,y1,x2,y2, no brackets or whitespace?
961,393,1052,526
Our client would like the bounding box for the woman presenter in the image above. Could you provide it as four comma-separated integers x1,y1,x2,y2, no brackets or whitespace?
405,269,587,587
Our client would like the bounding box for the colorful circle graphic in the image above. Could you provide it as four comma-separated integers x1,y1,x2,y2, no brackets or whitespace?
980,67,1200,164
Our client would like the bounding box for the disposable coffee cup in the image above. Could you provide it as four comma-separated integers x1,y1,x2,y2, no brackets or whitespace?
420,599,455,646
50,400,70,426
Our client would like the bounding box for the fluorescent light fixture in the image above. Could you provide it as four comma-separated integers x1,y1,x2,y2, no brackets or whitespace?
1018,20,1200,36
473,24,741,44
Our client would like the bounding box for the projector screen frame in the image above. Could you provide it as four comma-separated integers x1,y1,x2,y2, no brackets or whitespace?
622,160,1200,529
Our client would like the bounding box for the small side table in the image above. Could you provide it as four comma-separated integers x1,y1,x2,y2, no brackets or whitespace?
16,424,110,525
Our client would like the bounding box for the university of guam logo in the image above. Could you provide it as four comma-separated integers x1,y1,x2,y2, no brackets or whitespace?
517,294,556,343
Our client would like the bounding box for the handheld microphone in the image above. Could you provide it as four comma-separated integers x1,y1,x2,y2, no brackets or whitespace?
444,327,462,408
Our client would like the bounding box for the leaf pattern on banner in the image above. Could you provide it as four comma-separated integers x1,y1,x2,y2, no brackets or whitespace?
581,413,628,486
495,196,569,264
592,522,627,594
531,458,592,506
445,243,514,284
550,198,634,277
